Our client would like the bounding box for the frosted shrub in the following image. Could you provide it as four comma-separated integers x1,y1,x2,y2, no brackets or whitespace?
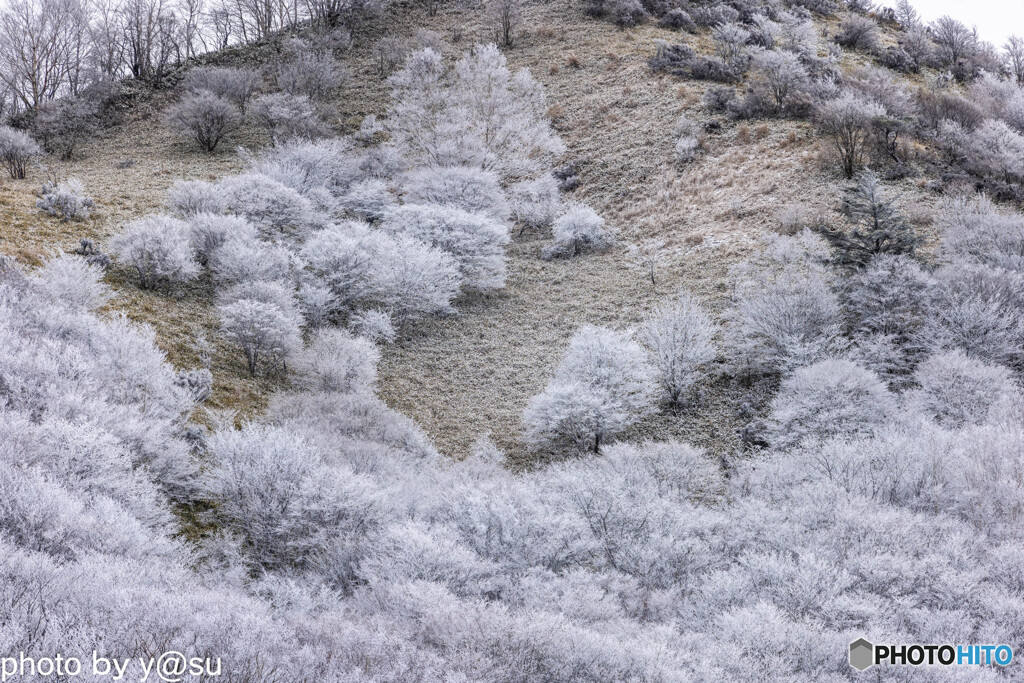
834,15,879,50
842,254,935,382
674,116,702,164
188,213,256,265
380,204,510,290
815,93,884,178
545,203,615,258
276,45,345,102
219,297,303,376
751,49,810,113
348,308,396,343
509,174,561,231
0,124,40,178
205,425,381,572
32,95,99,160
164,91,241,152
211,234,294,286
908,350,1018,428
725,249,844,375
36,178,94,220
109,215,200,289
339,178,395,221
923,262,1024,372
939,194,1024,271
246,138,361,205
292,328,379,394
219,173,316,235
184,66,261,115
768,358,895,449
252,93,330,140
166,179,226,217
404,166,510,221
639,292,717,406
302,223,461,321
524,325,656,453
960,119,1024,181
29,255,108,312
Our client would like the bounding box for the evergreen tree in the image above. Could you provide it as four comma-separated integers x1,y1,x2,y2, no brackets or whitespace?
821,170,919,267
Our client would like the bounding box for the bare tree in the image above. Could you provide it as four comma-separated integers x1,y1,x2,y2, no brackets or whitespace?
1006,36,1024,85
486,0,521,47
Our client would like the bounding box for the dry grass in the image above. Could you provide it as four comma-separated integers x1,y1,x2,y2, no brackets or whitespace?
0,0,946,463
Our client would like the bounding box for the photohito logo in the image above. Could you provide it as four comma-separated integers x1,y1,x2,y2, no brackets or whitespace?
849,639,1013,671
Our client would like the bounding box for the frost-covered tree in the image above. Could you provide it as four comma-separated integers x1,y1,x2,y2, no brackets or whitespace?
815,93,884,178
276,42,346,102
820,170,919,267
387,45,564,178
188,213,255,265
183,66,262,115
380,203,510,290
486,0,521,47
768,358,895,449
252,92,330,140
109,215,200,289
907,350,1018,428
639,292,717,406
545,203,615,258
219,296,303,375
524,325,656,452
292,328,379,394
164,91,241,152
725,237,845,376
0,124,40,178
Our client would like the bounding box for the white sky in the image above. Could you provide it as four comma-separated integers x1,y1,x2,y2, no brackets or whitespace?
885,0,1024,47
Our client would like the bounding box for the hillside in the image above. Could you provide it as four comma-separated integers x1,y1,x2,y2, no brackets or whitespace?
3,0,1024,679
0,0,940,460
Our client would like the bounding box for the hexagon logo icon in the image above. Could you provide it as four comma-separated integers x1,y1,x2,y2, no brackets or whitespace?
849,638,874,671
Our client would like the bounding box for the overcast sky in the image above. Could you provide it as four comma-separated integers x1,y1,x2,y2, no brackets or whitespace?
885,0,1024,47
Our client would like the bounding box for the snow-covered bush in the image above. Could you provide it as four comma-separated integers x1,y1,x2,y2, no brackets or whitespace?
188,213,255,265
301,222,461,321
166,179,226,217
939,194,1024,271
922,262,1024,372
545,203,615,258
0,124,40,178
768,358,895,449
908,350,1018,428
404,165,510,221
219,295,303,376
292,328,379,394
524,325,656,453
36,178,94,220
109,215,200,289
29,254,108,312
509,174,561,231
339,178,396,221
246,137,361,207
183,66,262,115
164,91,241,152
218,173,316,235
348,308,396,343
639,292,717,406
380,203,510,290
211,233,294,286
252,92,330,140
205,425,381,572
